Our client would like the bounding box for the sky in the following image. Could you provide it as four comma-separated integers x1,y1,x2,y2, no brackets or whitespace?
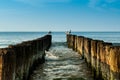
0,0,120,31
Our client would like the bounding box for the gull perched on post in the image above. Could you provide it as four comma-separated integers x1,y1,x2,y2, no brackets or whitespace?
65,30,71,34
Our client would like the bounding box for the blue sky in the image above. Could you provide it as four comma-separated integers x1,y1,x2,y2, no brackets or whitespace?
0,0,120,31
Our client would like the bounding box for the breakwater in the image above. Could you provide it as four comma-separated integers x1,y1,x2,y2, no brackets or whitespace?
67,34,120,80
0,34,52,80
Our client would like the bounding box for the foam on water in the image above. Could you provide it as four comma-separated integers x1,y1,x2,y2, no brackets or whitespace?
0,32,120,80
45,50,59,61
30,42,93,80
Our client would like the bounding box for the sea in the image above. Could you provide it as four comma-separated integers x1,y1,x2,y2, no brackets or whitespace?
0,32,120,80
0,32,120,48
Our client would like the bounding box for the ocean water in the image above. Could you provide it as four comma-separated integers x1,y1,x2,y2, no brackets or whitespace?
0,32,120,48
0,32,47,48
72,32,120,43
0,32,67,48
30,42,93,80
0,32,120,80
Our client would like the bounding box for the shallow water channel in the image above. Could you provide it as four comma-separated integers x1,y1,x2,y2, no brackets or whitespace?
30,42,93,80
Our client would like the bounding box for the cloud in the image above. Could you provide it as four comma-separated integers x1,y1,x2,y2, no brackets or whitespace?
88,0,120,11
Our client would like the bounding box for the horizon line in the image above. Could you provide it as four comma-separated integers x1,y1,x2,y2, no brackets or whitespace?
0,31,120,32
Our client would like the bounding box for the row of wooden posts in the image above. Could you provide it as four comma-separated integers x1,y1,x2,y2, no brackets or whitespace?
0,35,52,80
67,34,120,80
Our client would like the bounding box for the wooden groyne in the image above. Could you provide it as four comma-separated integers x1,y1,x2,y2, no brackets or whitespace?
0,34,52,80
67,34,120,80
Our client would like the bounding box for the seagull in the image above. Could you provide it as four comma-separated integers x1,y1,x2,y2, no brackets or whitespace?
65,30,71,34
48,31,51,35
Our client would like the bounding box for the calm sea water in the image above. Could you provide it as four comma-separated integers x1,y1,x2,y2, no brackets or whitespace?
0,32,120,48
72,32,120,43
